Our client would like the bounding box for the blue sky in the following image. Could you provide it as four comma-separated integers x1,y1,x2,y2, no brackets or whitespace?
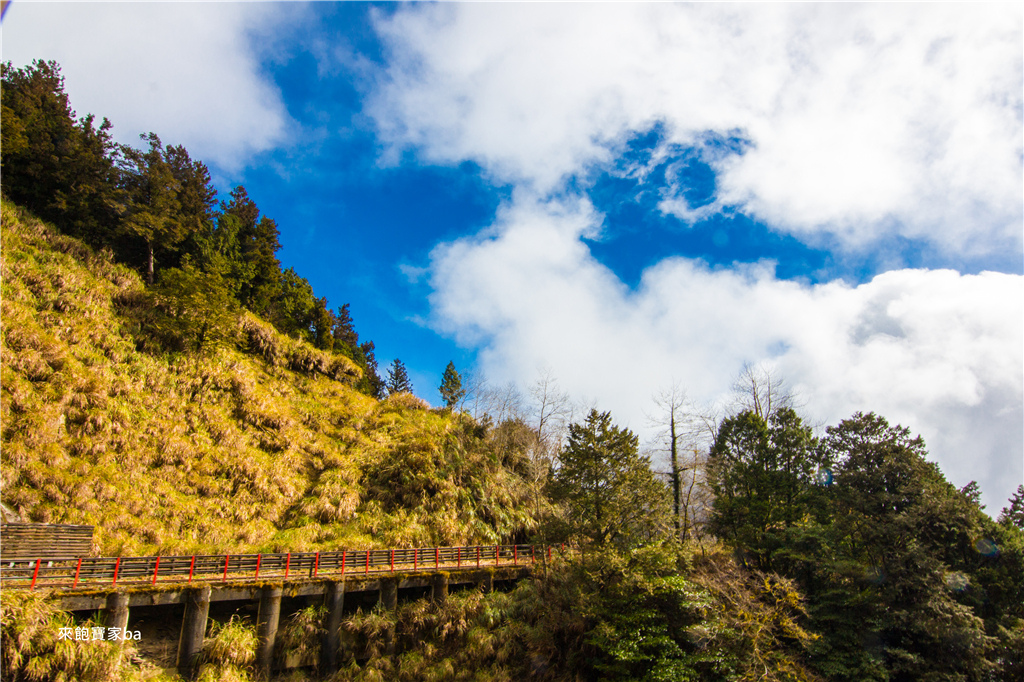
3,1,1022,511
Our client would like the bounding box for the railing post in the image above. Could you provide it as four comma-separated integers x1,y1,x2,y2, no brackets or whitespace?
514,545,518,566
414,548,418,571
30,558,41,590
457,546,461,568
477,545,481,568
495,544,499,567
315,551,321,578
340,550,344,576
364,550,369,575
188,555,196,584
390,549,394,573
152,556,161,586
255,554,262,580
435,547,439,569
223,554,230,583
112,557,122,587
73,557,82,588
285,553,290,580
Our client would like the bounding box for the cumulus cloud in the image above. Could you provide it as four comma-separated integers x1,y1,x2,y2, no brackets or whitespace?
371,3,1022,257
2,1,297,172
427,196,1023,511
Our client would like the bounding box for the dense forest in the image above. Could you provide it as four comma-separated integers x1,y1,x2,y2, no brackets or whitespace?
2,60,1023,682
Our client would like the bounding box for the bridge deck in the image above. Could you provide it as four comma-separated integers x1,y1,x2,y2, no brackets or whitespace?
1,543,561,593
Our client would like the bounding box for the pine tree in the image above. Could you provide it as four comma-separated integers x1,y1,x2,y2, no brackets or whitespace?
707,407,823,571
550,409,670,548
385,358,413,396
438,361,465,409
1,60,120,246
1001,484,1024,530
359,341,386,399
119,133,185,284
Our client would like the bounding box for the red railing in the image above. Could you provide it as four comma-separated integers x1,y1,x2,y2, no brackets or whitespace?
0,543,568,591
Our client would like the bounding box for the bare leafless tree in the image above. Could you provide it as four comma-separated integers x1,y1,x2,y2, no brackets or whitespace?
730,362,796,419
530,367,573,448
647,382,716,543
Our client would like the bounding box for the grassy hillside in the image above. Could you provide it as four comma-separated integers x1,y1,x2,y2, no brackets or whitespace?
0,199,539,557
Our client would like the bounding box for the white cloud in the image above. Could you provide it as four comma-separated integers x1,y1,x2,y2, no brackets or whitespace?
371,3,1023,257
2,1,298,172
427,195,1023,512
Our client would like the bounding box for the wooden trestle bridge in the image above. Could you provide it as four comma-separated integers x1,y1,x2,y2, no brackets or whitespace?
1,543,563,680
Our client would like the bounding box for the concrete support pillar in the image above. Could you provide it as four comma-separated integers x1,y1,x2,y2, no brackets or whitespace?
430,573,448,604
477,572,493,593
177,584,211,681
255,585,283,680
105,592,129,646
380,579,398,655
320,581,345,674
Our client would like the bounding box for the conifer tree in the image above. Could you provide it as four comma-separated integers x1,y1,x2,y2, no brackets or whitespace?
550,409,670,548
1001,484,1024,530
385,358,413,395
1,60,120,245
439,361,465,409
119,133,185,284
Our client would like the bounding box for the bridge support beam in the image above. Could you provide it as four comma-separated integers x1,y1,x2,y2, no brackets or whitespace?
431,573,448,604
477,571,493,593
380,579,398,655
320,581,345,674
177,584,211,681
256,585,283,680
104,592,129,646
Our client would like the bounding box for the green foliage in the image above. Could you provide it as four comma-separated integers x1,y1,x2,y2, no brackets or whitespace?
141,262,241,354
2,58,383,397
708,408,825,572
707,409,1024,681
327,545,818,682
440,361,466,409
385,358,414,396
1,60,121,247
549,409,670,549
118,133,190,284
1000,484,1024,530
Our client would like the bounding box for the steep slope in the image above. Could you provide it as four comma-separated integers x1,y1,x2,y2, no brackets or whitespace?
0,200,538,556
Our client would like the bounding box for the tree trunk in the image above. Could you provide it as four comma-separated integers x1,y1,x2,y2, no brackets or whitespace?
147,240,155,285
670,411,682,540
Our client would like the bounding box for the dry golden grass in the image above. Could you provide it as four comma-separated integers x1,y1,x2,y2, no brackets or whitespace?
1,199,542,557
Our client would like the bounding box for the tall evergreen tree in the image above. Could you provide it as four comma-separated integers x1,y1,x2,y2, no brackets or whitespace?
707,407,823,571
119,133,186,284
439,361,465,409
359,341,386,399
550,409,670,548
1001,485,1024,530
1,60,120,245
332,303,359,351
385,358,413,395
807,412,995,681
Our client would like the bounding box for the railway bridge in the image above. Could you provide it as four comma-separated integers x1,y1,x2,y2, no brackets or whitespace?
2,542,560,679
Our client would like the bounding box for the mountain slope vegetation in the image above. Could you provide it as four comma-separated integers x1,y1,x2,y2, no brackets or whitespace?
0,200,538,556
